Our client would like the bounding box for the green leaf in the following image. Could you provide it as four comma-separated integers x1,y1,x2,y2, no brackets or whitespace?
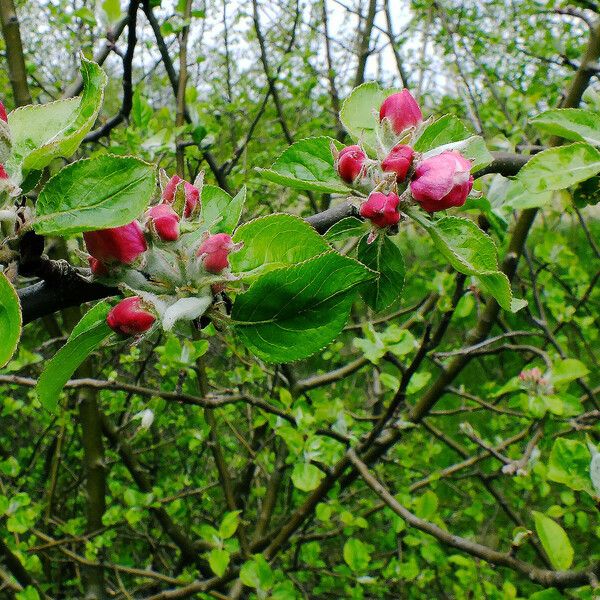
239,555,274,590
201,185,245,234
219,510,241,539
550,358,589,386
531,108,600,146
36,309,113,412
518,142,600,193
68,301,112,341
7,58,107,178
489,176,553,211
340,82,387,152
409,213,525,312
324,217,369,242
132,87,153,129
343,538,371,572
0,272,21,368
230,214,330,278
528,589,564,600
102,0,122,23
232,251,374,362
292,462,325,492
33,155,156,236
208,548,230,577
547,438,594,497
357,234,405,312
413,114,470,152
256,137,349,193
532,511,574,570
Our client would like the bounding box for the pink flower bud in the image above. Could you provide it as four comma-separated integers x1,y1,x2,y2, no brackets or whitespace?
197,233,241,274
359,192,400,228
162,174,200,218
379,90,422,135
88,256,109,277
107,297,156,336
336,145,366,183
84,221,147,265
146,204,180,242
0,164,8,179
410,151,473,213
381,144,414,182
0,101,7,123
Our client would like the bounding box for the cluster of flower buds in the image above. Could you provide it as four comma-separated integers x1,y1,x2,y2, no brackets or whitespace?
518,367,554,395
334,90,474,236
83,172,243,337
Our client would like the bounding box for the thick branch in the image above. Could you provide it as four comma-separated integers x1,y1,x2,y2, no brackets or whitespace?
0,0,31,106
347,449,597,589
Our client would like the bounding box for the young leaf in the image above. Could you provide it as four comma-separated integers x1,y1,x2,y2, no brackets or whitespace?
36,305,113,412
230,214,330,278
0,272,21,368
256,137,349,193
343,538,371,572
232,251,375,362
357,234,405,312
518,142,600,193
219,510,241,539
324,217,369,242
7,58,107,178
340,82,388,152
531,108,600,146
413,114,470,152
550,358,589,386
532,511,574,570
201,185,245,234
547,438,594,497
33,155,156,236
208,548,230,577
292,462,325,492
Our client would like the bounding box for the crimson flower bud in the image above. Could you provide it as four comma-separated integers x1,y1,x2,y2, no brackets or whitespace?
107,297,156,336
336,145,366,183
0,164,8,179
197,233,240,274
146,204,180,242
162,174,200,218
84,221,147,265
379,90,422,135
410,151,473,213
381,144,414,182
88,256,109,277
359,192,400,228
0,101,7,123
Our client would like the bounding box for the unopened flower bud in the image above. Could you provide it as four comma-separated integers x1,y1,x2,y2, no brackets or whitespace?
410,151,473,212
197,233,242,274
0,101,7,123
84,221,147,265
336,145,366,184
107,296,156,335
359,191,400,228
162,174,200,218
88,256,109,277
146,204,180,242
381,144,414,182
379,90,422,135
